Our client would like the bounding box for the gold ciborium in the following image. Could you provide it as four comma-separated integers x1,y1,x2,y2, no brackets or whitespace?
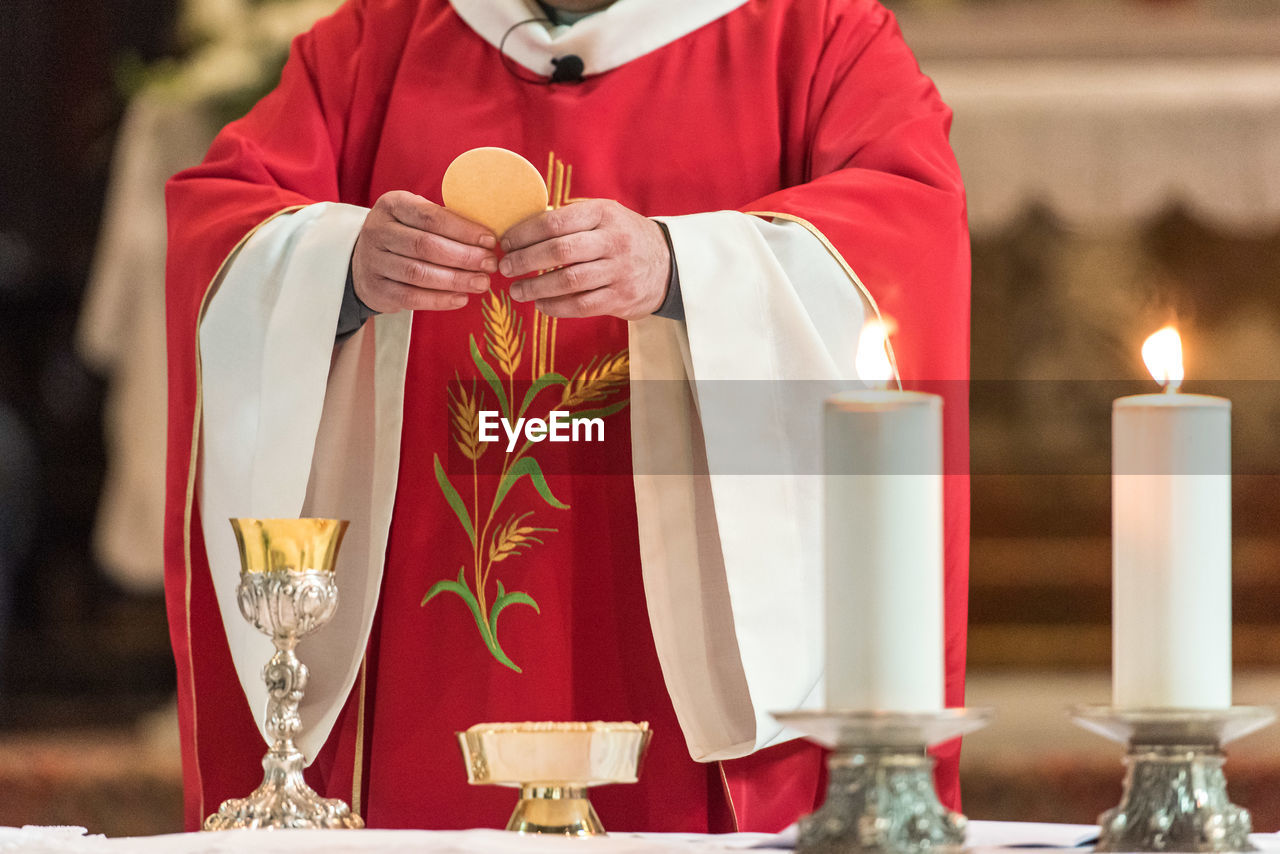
457,721,651,836
203,518,364,830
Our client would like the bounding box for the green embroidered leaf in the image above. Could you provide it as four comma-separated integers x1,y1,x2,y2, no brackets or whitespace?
487,640,523,672
470,335,510,421
423,569,524,670
433,454,476,545
421,568,489,641
421,568,472,607
566,399,629,423
494,455,569,514
488,581,541,662
519,372,569,420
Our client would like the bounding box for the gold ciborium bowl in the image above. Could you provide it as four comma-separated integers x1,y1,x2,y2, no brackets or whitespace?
457,721,651,836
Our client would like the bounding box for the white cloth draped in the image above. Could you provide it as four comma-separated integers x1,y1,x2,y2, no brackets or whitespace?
892,0,1280,237
933,57,1280,235
199,203,411,758
632,213,864,760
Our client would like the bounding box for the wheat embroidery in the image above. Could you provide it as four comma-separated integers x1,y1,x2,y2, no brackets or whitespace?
424,154,629,672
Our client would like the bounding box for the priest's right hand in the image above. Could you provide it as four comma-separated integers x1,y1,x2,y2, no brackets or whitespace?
351,191,498,313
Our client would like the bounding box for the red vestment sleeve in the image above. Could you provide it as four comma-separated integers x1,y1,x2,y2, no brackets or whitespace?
162,4,372,829
744,0,970,809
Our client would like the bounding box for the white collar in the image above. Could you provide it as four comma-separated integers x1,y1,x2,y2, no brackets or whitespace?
449,0,748,77
542,4,594,25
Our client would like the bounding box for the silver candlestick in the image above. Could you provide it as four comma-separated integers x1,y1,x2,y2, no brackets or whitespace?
204,518,364,831
774,709,993,854
1071,705,1275,852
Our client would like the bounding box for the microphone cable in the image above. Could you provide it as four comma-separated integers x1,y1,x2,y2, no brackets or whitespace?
498,16,586,85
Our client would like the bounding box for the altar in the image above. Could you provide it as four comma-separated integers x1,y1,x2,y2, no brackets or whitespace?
0,822,1136,854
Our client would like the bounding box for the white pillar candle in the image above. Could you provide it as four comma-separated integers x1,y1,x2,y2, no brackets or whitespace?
1112,392,1231,709
823,390,945,711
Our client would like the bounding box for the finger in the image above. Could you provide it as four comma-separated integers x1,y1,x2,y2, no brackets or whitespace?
509,260,615,303
532,287,612,319
378,220,497,273
501,200,607,252
371,251,491,294
499,230,608,279
363,276,470,313
382,191,498,249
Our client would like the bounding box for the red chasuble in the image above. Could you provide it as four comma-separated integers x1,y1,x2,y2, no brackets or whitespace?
165,0,969,833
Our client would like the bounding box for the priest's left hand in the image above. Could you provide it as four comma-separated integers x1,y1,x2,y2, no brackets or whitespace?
498,199,670,320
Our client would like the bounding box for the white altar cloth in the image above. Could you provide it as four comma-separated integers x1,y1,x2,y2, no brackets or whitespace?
931,57,1280,235
0,821,1229,854
894,0,1280,236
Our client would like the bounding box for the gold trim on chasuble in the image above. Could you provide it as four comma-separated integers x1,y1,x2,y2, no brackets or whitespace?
744,210,903,390
717,762,741,832
352,657,367,815
422,153,630,673
183,206,307,821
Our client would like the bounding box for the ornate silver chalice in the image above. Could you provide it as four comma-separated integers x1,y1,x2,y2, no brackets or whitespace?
203,518,364,830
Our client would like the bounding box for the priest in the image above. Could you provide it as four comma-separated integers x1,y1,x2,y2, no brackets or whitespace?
164,0,970,833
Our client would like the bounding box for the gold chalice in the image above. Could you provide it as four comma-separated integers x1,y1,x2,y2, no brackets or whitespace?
203,518,364,830
457,721,651,836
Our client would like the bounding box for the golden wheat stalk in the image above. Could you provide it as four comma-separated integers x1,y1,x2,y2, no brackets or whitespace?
482,291,524,378
545,152,558,205
489,512,552,564
530,313,539,382
448,380,484,462
548,316,558,375
536,311,550,378
559,350,630,410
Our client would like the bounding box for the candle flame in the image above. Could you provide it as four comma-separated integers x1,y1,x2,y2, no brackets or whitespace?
856,317,895,389
1142,326,1184,392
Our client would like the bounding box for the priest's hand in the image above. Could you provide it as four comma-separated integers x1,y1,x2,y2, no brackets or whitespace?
351,191,498,313
499,199,670,320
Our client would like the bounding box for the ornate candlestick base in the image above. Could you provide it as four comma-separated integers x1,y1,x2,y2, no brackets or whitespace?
773,709,993,854
204,519,364,831
1070,705,1276,853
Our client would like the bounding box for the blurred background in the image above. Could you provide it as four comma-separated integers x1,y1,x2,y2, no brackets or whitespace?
1,0,1279,837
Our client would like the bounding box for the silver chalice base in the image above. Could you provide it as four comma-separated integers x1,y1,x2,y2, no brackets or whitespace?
774,708,993,854
203,744,362,830
1071,705,1277,853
